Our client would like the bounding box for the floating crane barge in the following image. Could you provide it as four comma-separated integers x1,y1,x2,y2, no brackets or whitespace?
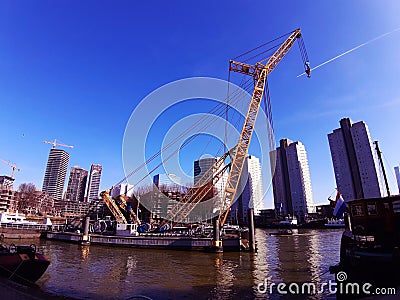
43,29,310,252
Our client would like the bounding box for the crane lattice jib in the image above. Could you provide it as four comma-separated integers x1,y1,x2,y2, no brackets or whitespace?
219,29,302,227
162,151,230,225
117,195,139,224
100,190,128,223
172,163,230,224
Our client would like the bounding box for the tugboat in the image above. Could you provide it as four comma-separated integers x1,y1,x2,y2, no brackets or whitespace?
0,241,50,285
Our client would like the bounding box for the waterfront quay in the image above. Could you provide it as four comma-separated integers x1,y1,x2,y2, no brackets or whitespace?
4,229,343,299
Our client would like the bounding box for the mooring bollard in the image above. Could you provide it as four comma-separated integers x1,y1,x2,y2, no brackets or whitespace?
80,216,91,246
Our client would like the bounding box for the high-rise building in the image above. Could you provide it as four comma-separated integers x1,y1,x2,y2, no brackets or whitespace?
328,118,384,201
194,157,228,203
153,174,181,190
270,139,314,222
394,166,400,195
86,164,102,202
0,175,15,190
65,166,88,202
111,183,135,198
228,155,264,225
247,155,263,215
42,149,70,201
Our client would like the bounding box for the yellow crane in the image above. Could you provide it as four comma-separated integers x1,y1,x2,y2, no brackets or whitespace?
44,139,74,149
0,159,20,179
101,29,309,232
160,29,310,238
218,28,308,227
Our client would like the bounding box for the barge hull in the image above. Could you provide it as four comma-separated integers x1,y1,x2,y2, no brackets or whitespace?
43,232,243,251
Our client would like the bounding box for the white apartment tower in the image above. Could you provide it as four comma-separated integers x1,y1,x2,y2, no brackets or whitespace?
270,139,314,222
328,118,384,201
42,149,70,201
247,155,264,215
86,164,102,202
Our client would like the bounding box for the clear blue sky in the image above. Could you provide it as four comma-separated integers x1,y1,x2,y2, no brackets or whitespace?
1,1,400,207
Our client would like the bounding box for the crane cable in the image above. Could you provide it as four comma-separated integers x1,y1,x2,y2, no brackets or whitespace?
297,35,310,71
116,31,300,192
120,77,256,191
113,77,254,188
232,30,295,61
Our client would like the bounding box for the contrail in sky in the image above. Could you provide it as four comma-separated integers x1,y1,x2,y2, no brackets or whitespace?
297,27,400,77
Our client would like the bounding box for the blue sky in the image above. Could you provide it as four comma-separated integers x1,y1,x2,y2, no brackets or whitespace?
1,1,400,207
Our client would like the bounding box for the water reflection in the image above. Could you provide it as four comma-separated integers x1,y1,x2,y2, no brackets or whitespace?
8,229,342,299
81,245,90,261
255,229,341,299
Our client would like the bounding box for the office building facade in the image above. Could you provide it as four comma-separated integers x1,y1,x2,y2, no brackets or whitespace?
153,174,181,190
65,166,88,202
194,157,228,203
42,149,70,201
328,118,384,201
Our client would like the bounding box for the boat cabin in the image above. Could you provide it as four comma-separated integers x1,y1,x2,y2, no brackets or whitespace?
345,195,400,247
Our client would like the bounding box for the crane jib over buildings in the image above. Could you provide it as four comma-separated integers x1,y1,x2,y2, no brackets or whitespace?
100,29,310,248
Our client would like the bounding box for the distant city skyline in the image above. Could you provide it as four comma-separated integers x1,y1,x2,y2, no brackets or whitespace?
1,2,399,208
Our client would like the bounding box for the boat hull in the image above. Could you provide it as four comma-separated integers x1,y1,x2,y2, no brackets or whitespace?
330,230,400,298
0,246,50,284
43,231,247,252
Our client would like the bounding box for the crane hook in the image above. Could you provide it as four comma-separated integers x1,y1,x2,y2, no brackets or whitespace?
305,61,311,78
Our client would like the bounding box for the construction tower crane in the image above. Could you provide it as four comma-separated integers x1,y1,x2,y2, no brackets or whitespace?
0,159,20,178
44,139,74,149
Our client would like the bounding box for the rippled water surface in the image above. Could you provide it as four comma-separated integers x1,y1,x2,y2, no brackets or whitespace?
15,228,343,299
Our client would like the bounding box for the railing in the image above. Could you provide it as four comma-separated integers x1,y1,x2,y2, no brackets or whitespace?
0,222,65,232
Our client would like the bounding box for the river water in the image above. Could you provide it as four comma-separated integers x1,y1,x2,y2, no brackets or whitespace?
16,228,343,299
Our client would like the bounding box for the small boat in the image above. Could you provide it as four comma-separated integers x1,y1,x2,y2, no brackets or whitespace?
269,229,293,236
278,217,298,226
0,242,50,285
324,218,345,228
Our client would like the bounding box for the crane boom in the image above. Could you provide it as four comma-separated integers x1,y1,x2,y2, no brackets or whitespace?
219,29,303,227
44,139,74,149
0,159,20,178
